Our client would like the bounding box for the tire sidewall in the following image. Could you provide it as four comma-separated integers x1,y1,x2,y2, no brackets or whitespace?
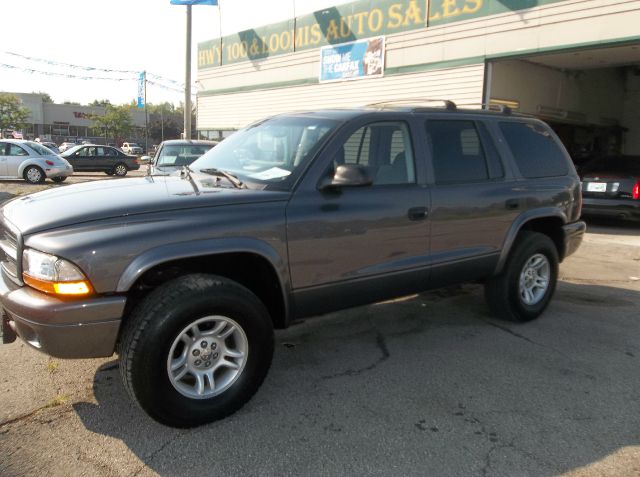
506,235,559,321
128,278,273,427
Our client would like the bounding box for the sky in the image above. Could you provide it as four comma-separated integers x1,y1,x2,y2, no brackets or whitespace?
0,0,351,106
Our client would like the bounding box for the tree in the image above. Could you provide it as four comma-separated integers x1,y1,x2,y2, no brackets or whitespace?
92,105,133,143
0,93,30,134
148,118,181,143
89,99,112,107
33,91,54,103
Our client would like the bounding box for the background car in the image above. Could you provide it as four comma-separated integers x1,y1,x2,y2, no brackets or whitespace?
0,139,73,184
40,142,60,154
61,144,140,176
121,142,143,155
58,142,77,153
580,155,640,221
146,139,218,175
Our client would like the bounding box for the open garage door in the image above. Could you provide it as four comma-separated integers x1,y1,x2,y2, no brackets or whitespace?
487,43,640,172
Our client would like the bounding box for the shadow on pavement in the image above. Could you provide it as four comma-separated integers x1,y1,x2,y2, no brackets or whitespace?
74,281,640,475
584,217,640,236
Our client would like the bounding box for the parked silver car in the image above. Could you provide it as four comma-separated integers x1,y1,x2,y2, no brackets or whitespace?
0,139,73,184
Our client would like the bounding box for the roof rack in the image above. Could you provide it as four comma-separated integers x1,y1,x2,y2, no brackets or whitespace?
366,98,457,111
456,102,514,115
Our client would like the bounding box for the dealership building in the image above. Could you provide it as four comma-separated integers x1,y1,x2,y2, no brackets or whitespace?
196,0,640,160
3,92,147,144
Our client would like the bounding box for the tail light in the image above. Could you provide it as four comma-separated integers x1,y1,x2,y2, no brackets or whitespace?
45,160,54,166
134,159,140,164
633,180,640,200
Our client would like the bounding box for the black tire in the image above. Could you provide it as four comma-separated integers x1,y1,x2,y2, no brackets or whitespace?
484,231,559,322
113,163,128,176
51,176,67,183
119,274,274,428
23,165,45,184
105,171,114,176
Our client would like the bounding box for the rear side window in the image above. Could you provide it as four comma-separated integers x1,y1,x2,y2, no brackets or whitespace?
500,122,568,178
426,120,489,184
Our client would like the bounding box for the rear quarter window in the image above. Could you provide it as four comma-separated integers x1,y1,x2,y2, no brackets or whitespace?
500,121,569,178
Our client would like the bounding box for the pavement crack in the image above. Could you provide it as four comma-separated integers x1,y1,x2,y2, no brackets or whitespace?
321,320,390,380
480,319,573,361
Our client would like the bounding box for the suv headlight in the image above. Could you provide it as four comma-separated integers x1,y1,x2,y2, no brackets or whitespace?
22,248,93,296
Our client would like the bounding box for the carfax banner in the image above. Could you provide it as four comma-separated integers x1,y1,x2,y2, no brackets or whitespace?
319,36,385,82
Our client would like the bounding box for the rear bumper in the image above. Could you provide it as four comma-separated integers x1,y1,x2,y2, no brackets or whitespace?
0,271,125,358
562,220,586,260
44,166,73,179
581,198,640,221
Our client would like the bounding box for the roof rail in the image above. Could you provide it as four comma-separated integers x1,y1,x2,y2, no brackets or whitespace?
457,102,514,115
366,98,457,111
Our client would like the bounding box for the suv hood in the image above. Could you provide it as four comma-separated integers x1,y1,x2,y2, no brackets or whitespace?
2,174,289,235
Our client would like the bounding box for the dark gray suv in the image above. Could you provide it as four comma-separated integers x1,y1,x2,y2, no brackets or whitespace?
0,103,585,427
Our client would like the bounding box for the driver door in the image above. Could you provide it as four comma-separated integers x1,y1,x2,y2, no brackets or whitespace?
286,118,431,317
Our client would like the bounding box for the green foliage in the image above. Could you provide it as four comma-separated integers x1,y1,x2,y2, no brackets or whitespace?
92,104,133,143
33,91,54,103
0,93,30,132
89,99,112,107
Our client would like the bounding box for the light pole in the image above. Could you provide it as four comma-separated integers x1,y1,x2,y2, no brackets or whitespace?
184,5,192,140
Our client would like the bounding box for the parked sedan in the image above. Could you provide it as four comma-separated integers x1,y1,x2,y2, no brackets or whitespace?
61,144,140,176
0,139,73,184
581,155,640,221
146,139,218,175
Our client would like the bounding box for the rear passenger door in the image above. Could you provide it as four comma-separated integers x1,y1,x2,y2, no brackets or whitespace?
424,118,517,285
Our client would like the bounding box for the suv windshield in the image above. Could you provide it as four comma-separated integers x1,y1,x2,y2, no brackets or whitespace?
190,116,338,190
156,144,215,167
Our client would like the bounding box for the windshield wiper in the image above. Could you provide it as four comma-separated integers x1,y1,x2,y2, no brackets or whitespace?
180,165,200,194
199,168,245,189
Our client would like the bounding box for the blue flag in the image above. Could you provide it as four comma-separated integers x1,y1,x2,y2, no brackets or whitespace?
170,0,218,5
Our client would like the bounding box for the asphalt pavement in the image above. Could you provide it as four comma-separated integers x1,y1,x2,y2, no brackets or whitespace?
0,181,639,476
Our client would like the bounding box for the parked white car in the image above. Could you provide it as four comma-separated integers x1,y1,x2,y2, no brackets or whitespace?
58,142,78,153
121,142,143,155
0,139,73,184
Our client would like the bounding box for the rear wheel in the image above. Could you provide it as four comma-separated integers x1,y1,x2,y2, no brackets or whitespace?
119,274,274,428
113,163,128,176
23,166,45,184
484,231,559,322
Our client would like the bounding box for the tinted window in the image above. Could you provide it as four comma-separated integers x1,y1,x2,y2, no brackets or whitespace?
339,122,416,185
500,122,569,178
426,120,489,184
7,144,29,156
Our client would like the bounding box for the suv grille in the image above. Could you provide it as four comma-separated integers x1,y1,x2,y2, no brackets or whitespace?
0,221,21,284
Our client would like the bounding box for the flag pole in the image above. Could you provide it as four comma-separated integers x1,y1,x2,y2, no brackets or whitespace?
184,4,192,140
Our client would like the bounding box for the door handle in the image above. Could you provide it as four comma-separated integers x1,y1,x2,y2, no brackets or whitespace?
505,199,520,210
408,207,428,221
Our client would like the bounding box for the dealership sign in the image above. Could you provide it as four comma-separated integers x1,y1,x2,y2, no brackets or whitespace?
320,37,385,82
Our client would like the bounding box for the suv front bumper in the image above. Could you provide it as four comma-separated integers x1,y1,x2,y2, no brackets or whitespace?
0,271,125,358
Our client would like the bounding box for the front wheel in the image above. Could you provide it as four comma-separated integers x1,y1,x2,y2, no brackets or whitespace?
119,274,274,428
113,163,128,176
484,231,559,322
51,176,67,183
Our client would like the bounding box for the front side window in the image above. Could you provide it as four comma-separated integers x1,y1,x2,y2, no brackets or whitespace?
7,144,29,156
191,116,339,190
338,122,416,185
426,120,489,184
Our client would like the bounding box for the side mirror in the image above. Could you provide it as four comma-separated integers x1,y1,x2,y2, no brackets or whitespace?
140,155,151,164
319,164,373,190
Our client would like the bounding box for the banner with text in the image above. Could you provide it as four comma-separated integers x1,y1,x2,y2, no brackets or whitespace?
320,37,385,82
